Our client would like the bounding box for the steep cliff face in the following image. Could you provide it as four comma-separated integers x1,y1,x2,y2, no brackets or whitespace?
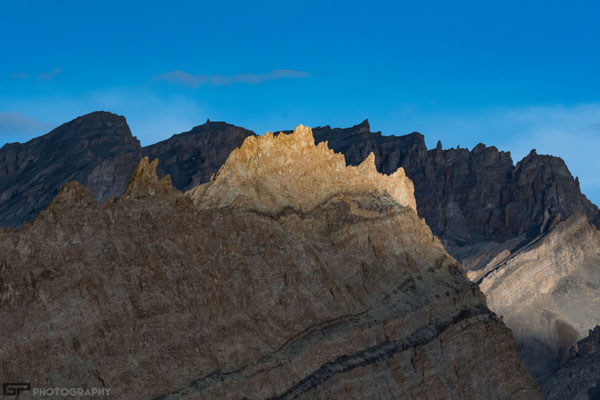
475,214,600,378
0,126,540,399
306,120,599,254
0,111,142,227
540,326,600,400
144,120,255,190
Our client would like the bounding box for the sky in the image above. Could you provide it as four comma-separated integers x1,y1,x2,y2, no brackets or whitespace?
1,0,599,204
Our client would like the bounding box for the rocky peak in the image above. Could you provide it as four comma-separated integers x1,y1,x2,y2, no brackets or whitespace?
45,181,98,210
191,125,416,213
0,111,143,227
353,118,370,133
60,110,130,131
123,157,174,198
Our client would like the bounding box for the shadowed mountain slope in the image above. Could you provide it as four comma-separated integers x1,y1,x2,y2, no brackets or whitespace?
540,325,600,399
0,111,142,227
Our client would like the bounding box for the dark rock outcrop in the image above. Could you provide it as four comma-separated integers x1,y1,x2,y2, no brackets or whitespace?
144,120,255,190
0,111,142,227
541,326,600,399
306,120,599,253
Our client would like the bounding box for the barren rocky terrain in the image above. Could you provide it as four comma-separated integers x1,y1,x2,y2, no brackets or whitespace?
0,126,540,399
476,214,600,378
540,325,600,399
1,112,599,398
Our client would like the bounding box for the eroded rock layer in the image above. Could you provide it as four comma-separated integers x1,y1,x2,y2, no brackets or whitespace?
0,127,539,399
476,214,600,378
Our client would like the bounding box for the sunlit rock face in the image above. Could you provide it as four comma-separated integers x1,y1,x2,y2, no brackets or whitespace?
0,126,539,399
189,125,416,212
474,213,600,379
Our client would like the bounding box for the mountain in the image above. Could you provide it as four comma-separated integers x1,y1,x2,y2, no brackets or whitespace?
0,126,540,399
306,120,599,257
304,121,600,381
1,112,598,387
0,113,255,228
0,111,142,227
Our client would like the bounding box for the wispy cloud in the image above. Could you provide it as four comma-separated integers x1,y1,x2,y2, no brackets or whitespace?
10,72,30,79
0,112,51,138
38,67,63,81
156,69,310,87
9,67,63,81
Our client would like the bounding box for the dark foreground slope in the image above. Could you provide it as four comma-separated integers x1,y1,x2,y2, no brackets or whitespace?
0,127,540,399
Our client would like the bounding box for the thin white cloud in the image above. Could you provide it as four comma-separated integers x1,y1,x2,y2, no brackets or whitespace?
0,112,51,137
10,72,30,79
38,67,63,81
156,69,310,87
9,67,63,81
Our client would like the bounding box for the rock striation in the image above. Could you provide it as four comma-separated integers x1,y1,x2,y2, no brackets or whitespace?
475,214,600,378
0,126,540,399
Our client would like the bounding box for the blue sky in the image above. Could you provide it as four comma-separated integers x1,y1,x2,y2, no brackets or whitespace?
1,0,599,204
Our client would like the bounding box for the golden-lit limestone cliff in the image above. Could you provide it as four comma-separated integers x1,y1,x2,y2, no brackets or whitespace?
188,125,416,213
0,126,539,400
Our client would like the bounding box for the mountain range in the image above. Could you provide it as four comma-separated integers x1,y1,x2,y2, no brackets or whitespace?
1,111,599,398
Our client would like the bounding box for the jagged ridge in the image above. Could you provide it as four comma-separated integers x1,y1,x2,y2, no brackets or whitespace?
190,125,416,213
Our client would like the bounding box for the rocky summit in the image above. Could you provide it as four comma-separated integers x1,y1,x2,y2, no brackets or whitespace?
0,111,142,227
0,126,539,399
